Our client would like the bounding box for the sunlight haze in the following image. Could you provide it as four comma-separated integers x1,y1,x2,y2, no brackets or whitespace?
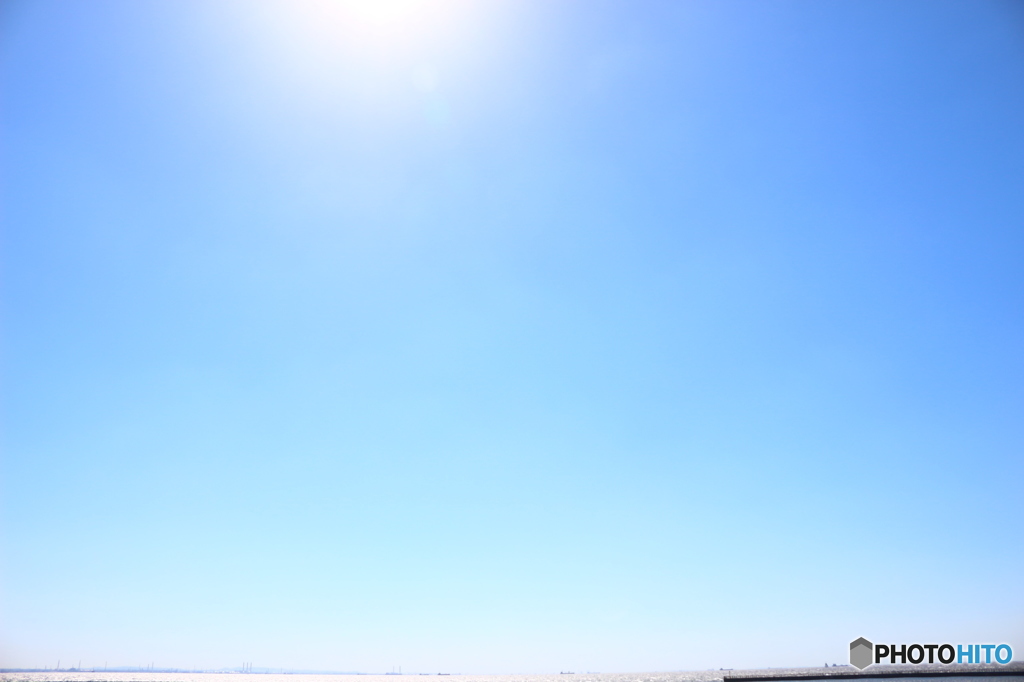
2,0,1023,675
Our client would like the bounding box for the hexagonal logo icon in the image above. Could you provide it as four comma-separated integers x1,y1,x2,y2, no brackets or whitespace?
850,637,873,670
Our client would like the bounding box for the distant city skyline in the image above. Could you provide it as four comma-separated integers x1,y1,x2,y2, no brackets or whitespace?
2,0,1023,674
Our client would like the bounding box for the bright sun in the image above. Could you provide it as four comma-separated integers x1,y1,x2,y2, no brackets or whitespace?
291,0,468,48
340,0,434,28
223,0,479,109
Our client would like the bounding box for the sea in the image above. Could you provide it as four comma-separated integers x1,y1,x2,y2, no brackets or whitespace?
0,674,724,682
2,666,1023,682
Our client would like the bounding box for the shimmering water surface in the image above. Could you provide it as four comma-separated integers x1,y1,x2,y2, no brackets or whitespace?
3,669,1023,682
0,675,727,682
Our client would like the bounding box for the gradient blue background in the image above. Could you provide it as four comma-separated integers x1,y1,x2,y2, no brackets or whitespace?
2,0,1023,673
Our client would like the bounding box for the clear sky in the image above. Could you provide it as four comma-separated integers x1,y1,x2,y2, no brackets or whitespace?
2,0,1023,674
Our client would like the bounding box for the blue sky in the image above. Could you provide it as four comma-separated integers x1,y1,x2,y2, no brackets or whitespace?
2,0,1023,673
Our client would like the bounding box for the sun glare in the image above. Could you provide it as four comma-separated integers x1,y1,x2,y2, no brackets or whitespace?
341,0,434,29
207,0,495,134
233,0,474,96
288,0,468,48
